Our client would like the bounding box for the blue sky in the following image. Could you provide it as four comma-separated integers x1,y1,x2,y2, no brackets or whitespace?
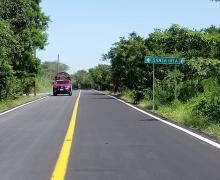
37,0,220,73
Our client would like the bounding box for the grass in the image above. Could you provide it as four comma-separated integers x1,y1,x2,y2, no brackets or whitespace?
120,90,135,103
0,77,51,113
139,99,154,109
106,89,220,138
137,99,220,138
36,77,52,93
203,124,220,137
0,96,41,113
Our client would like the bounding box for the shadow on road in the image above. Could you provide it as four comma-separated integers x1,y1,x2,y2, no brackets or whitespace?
91,97,115,100
87,92,104,96
138,118,158,122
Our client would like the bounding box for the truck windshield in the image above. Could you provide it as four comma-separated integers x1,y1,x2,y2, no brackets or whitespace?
56,81,69,84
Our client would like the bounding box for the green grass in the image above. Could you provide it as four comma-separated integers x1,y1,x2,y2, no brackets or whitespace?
0,77,51,113
120,90,135,103
139,99,153,109
159,103,220,138
137,99,220,138
116,89,220,138
36,77,52,93
120,94,134,103
120,95,134,103
203,124,220,137
0,96,41,113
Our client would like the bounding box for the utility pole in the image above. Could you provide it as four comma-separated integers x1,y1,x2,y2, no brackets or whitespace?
57,54,59,73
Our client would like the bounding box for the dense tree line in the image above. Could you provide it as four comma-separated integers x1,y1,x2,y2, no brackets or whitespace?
39,61,70,80
71,64,111,90
0,0,49,99
72,24,220,121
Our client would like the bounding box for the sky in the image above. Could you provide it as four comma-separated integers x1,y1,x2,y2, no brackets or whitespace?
37,0,220,73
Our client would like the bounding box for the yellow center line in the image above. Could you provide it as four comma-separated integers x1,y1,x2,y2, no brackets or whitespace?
51,90,81,180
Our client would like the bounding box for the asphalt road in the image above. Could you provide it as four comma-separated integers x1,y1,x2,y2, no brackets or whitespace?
0,90,220,180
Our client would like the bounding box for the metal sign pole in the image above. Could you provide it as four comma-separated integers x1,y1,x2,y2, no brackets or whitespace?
144,56,184,110
153,63,155,111
174,65,177,100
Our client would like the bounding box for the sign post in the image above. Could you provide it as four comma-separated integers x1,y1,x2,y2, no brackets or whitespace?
152,63,155,111
144,56,184,111
174,65,177,100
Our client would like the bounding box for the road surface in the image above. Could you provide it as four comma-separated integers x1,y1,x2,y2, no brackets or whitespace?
0,90,219,180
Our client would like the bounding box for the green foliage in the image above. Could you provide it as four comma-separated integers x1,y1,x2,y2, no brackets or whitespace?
0,95,41,113
35,76,51,93
0,60,18,99
104,32,149,100
70,64,112,90
89,64,112,90
147,24,218,59
192,80,220,122
39,61,70,80
101,24,220,131
121,89,135,103
0,0,49,98
155,69,184,104
71,70,91,89
158,99,220,137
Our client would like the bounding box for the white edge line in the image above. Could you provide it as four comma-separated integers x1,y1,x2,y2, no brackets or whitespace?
95,90,220,149
0,96,48,116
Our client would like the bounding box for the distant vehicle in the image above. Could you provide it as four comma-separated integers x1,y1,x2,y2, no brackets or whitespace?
53,72,72,96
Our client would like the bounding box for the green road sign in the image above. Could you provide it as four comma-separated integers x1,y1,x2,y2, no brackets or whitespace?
144,56,184,64
144,56,184,111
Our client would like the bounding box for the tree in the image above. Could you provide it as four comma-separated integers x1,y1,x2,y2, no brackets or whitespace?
0,0,49,96
40,61,70,80
104,32,149,99
89,64,112,90
147,24,217,59
0,20,18,98
71,70,91,89
103,24,220,104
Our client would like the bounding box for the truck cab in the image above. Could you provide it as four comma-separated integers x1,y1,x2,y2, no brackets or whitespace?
53,72,72,96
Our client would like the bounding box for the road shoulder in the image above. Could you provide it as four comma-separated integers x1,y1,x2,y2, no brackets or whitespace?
99,90,220,149
0,94,49,115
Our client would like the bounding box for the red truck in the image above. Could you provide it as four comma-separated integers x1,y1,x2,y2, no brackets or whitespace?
53,72,72,96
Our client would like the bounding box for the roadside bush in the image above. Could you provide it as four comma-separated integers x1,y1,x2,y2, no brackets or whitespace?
183,112,210,130
155,80,175,104
36,76,51,93
143,88,153,101
121,89,135,103
0,60,18,99
133,89,145,103
193,91,220,123
155,70,184,104
178,80,202,102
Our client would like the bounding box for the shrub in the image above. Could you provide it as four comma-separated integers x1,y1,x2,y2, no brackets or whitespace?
121,89,135,103
193,91,220,123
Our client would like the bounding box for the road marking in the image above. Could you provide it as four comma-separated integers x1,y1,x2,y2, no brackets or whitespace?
95,91,220,150
51,91,81,180
0,97,48,116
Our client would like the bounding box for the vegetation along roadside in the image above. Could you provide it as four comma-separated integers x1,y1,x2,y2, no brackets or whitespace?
72,24,220,139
